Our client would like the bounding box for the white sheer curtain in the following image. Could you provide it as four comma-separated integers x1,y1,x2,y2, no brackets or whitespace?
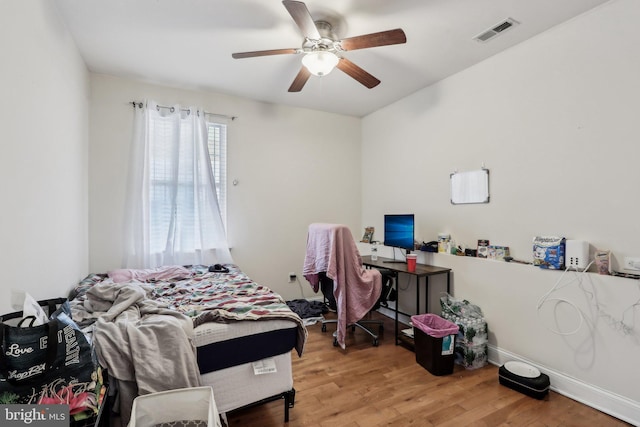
123,100,233,268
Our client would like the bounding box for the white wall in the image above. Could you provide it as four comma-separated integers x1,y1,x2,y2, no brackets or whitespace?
0,1,89,315
89,74,362,301
362,0,640,423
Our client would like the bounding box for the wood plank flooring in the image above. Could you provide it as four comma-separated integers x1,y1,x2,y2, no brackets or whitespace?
226,312,630,426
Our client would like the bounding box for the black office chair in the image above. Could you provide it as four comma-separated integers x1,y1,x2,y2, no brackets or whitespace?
303,223,393,348
319,270,397,346
378,269,398,309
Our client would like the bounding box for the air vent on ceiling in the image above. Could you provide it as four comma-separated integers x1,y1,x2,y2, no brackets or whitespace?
473,18,519,43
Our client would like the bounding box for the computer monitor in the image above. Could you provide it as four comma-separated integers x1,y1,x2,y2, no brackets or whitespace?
383,214,415,253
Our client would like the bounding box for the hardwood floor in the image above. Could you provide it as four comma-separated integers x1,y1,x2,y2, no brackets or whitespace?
226,312,630,426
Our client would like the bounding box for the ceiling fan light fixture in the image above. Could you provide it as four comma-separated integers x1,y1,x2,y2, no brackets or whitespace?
302,51,339,76
232,1,407,92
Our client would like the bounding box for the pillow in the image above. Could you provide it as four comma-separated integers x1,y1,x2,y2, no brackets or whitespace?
108,265,193,283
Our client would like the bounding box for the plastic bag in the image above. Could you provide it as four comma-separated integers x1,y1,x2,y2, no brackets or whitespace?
439,294,488,369
22,293,49,326
128,386,221,427
440,293,484,320
411,314,459,338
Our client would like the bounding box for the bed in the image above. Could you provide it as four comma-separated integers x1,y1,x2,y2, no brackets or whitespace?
68,264,307,426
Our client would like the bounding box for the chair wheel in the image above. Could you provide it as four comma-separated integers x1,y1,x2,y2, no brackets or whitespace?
321,324,327,332
333,338,339,347
373,338,379,347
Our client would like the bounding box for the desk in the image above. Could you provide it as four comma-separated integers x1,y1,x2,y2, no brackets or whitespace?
362,255,451,349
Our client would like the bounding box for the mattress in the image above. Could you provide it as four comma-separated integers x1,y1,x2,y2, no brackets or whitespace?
194,319,298,373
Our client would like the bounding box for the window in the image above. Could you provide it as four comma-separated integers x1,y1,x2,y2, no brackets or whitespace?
207,122,227,230
145,118,228,257
126,102,232,268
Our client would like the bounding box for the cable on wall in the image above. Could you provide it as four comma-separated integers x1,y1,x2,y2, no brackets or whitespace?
537,260,638,338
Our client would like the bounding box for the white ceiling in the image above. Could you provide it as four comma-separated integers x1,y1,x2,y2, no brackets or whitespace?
54,0,610,117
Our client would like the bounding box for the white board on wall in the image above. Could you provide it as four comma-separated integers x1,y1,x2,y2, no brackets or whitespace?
451,169,489,204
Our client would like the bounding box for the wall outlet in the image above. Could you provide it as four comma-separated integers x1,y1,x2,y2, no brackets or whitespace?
288,272,297,283
623,257,640,271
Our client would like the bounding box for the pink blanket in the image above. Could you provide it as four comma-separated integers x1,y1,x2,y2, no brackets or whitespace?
303,223,382,348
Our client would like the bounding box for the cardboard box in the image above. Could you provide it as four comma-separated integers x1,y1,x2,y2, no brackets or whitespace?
477,239,490,258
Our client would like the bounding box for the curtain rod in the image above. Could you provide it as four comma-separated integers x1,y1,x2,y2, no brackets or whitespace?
130,101,237,121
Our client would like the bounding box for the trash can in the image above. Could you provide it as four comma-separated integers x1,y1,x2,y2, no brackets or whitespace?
411,314,459,376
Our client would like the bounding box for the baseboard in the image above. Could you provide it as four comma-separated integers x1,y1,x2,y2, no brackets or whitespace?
489,345,640,426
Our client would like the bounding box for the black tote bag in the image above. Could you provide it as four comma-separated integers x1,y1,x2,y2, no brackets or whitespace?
0,303,99,416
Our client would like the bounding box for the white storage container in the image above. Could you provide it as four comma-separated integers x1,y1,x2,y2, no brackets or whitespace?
128,386,221,427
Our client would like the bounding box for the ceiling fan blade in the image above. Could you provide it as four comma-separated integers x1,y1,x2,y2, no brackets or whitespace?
336,58,381,89
288,67,311,92
282,0,321,40
232,48,299,59
339,28,407,51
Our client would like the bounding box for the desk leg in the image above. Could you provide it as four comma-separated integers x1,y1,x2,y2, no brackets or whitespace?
416,276,420,315
424,276,429,314
394,275,399,345
447,271,451,295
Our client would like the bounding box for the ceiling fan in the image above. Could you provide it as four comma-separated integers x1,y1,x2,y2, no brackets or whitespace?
231,0,407,92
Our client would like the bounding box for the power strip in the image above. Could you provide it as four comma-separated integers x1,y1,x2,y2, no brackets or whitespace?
566,240,589,270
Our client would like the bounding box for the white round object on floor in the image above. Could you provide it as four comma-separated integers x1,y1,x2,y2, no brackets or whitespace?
504,361,541,378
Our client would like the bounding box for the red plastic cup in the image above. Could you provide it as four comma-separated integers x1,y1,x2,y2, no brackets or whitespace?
407,254,417,272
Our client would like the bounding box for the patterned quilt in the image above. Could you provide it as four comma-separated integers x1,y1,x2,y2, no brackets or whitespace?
72,265,307,356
